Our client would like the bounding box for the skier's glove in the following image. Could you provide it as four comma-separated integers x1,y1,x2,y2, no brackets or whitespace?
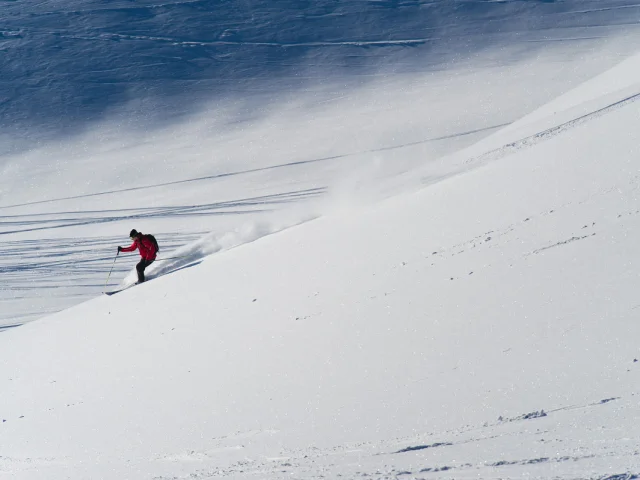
117,246,122,252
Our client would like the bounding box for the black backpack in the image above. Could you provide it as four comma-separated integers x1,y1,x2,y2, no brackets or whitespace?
145,234,159,253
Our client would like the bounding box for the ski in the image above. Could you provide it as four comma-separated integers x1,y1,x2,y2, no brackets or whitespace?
104,284,136,296
104,289,127,296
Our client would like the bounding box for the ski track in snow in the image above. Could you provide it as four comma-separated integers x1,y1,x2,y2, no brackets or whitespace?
0,188,324,324
0,188,324,234
463,91,640,168
0,120,510,212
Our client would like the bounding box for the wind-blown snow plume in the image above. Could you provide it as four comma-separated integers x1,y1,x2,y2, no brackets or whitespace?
119,209,320,288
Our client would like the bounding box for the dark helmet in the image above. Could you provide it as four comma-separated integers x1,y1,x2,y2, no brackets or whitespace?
129,229,139,238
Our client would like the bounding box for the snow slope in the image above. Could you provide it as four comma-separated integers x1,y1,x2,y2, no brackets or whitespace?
1,45,640,479
3,0,640,325
3,0,640,144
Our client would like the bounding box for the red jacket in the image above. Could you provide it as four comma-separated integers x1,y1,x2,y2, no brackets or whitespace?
121,235,157,261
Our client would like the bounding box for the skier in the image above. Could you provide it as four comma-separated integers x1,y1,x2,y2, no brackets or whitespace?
118,229,158,284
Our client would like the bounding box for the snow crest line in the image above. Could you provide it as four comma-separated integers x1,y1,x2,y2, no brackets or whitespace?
63,32,433,48
557,4,640,15
466,91,640,166
0,124,504,211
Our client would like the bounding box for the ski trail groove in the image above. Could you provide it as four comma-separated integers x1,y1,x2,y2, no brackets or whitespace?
466,91,640,167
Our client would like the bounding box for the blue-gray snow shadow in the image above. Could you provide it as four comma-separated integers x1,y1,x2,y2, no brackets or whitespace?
151,260,203,279
139,259,203,285
0,188,324,235
0,323,21,332
2,0,638,149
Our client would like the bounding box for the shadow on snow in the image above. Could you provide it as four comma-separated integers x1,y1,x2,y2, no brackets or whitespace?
2,0,636,148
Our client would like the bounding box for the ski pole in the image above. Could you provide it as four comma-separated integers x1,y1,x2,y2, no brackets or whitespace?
104,251,119,292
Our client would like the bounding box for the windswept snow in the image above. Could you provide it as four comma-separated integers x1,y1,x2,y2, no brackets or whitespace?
2,1,640,479
3,43,640,480
3,1,640,324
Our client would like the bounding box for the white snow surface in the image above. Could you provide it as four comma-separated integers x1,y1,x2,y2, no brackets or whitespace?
2,1,640,479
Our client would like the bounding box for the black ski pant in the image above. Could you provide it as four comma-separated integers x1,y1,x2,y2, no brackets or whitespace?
136,258,154,283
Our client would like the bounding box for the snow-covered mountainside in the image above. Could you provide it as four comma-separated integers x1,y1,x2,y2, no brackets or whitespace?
2,50,640,479
3,0,640,325
2,1,640,479
1,0,638,143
